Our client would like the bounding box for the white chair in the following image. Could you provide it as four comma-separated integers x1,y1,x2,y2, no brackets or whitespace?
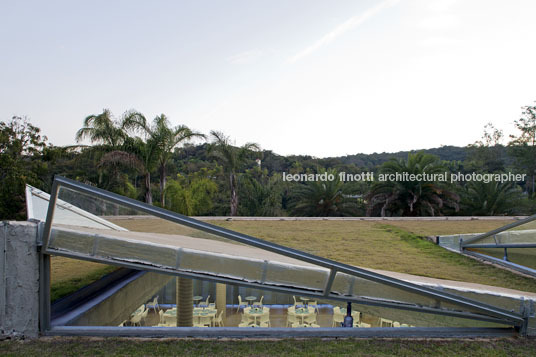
238,312,255,327
157,310,171,327
140,308,149,326
130,313,142,326
286,311,298,327
150,296,159,312
292,296,298,307
352,310,361,324
203,295,211,307
213,310,224,327
332,307,344,327
236,295,247,312
308,301,318,312
253,295,264,306
208,303,216,309
304,312,317,325
259,311,271,327
379,318,393,327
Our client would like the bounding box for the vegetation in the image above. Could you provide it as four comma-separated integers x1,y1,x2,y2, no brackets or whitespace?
366,153,459,216
112,218,536,293
50,256,117,302
0,116,48,219
207,130,260,216
508,103,536,197
289,169,361,216
1,101,536,220
1,337,535,356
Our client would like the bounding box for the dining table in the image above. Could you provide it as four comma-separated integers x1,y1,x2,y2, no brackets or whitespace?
162,308,217,325
244,306,265,326
193,296,204,306
293,307,313,324
299,297,310,305
245,296,257,305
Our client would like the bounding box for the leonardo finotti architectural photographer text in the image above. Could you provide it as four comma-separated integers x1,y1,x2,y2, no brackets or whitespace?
282,172,527,184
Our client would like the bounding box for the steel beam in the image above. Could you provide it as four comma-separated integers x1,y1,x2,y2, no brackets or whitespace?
461,213,536,247
47,326,518,338
462,243,536,249
42,176,526,327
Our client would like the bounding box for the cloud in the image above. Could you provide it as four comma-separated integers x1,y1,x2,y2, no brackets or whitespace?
418,14,460,31
227,49,263,64
419,36,461,47
288,0,401,63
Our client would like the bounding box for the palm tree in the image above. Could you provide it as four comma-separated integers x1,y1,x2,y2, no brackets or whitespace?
76,109,133,193
366,152,459,216
122,112,203,206
208,131,260,216
75,109,126,148
289,170,359,216
459,180,524,215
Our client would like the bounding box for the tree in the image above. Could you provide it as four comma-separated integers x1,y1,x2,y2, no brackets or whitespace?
165,171,217,216
122,112,203,206
459,180,524,216
97,150,144,198
208,131,260,216
508,103,536,196
289,169,360,217
238,168,284,216
75,109,126,148
0,116,48,219
467,123,505,172
366,153,459,216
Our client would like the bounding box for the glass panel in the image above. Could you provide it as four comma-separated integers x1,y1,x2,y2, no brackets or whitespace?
466,218,536,247
52,268,504,329
48,186,329,292
467,247,536,270
45,182,510,329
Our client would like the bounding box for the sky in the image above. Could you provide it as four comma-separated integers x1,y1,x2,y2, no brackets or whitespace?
1,0,536,158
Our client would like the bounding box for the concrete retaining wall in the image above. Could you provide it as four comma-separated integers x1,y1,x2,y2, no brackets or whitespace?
0,221,39,338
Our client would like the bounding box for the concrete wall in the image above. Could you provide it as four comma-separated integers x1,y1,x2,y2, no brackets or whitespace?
0,221,39,338
67,272,173,327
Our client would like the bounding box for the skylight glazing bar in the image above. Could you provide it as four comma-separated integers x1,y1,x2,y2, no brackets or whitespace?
42,176,525,326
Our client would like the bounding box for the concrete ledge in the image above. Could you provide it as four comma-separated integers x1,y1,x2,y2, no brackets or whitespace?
47,326,518,338
0,221,39,338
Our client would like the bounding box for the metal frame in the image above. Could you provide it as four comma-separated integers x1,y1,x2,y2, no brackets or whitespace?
461,213,536,248
459,212,536,279
46,326,517,338
39,176,528,335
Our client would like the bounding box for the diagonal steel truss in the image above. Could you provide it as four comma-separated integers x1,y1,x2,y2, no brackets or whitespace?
40,176,527,333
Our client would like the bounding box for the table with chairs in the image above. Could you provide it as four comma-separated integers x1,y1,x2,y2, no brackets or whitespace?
238,306,270,327
287,305,318,327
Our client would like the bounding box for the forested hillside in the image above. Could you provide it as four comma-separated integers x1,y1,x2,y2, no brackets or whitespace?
2,106,535,219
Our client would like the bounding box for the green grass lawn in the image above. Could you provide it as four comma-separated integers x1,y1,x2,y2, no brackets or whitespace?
51,218,536,303
1,337,535,356
211,220,536,293
50,256,117,302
